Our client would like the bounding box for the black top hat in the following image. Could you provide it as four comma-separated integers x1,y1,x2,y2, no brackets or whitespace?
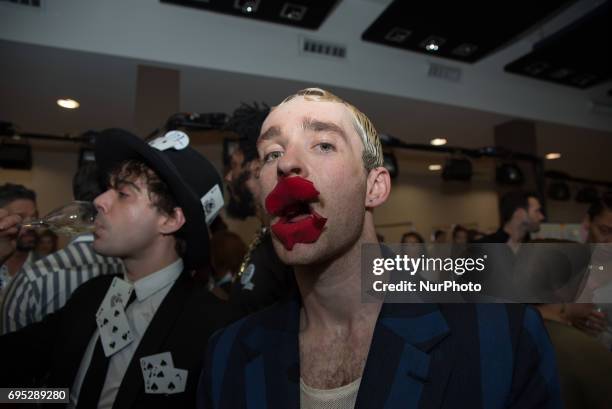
95,128,224,269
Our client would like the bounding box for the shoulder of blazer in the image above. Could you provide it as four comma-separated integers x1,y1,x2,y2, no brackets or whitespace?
64,273,118,306
208,295,298,356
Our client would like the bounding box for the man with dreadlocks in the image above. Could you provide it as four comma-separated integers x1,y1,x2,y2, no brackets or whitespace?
223,102,296,317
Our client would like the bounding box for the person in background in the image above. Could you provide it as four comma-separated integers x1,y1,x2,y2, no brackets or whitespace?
223,102,296,317
536,303,612,408
400,231,424,244
585,192,612,245
400,231,427,258
477,191,545,250
571,192,612,344
452,225,468,244
432,229,447,243
1,163,125,334
0,183,39,300
199,88,562,409
209,230,247,299
36,229,59,256
429,229,451,260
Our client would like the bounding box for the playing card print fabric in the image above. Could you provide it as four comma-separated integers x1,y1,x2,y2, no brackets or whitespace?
71,259,185,407
141,352,188,394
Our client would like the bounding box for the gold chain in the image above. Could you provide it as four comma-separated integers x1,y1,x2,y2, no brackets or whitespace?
236,227,268,280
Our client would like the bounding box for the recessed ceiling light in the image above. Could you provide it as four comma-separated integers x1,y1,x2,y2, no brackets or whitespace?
420,36,446,52
545,152,561,160
234,0,259,14
430,138,447,146
429,164,442,171
57,98,80,109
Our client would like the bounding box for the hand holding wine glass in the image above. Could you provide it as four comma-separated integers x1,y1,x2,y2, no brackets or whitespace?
0,208,22,262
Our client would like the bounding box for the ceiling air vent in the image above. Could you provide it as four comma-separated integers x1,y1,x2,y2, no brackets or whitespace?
0,0,42,7
428,63,462,83
300,37,347,59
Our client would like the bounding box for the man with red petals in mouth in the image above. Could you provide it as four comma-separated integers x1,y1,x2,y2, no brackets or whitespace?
198,89,562,409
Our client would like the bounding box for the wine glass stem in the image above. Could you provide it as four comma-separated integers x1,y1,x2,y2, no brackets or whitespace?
20,220,47,229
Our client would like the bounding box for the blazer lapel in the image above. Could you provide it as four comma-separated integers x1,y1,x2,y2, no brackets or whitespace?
240,296,301,409
356,303,453,409
113,271,191,408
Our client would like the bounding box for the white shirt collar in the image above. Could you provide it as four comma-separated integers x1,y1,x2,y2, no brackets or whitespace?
125,258,184,302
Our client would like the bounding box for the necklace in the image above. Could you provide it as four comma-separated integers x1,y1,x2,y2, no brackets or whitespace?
236,227,268,280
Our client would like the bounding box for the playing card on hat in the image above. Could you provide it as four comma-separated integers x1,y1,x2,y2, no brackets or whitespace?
201,184,224,225
148,130,190,151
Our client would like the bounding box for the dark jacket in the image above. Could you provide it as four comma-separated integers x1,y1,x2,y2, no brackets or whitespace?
229,232,295,317
198,295,562,409
0,271,234,409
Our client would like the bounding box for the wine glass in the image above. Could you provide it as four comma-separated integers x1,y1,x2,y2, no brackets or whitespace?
20,201,98,236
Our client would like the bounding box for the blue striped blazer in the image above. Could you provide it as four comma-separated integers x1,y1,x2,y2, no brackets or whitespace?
198,297,562,409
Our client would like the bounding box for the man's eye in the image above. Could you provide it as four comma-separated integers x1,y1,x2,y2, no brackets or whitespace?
118,191,129,198
316,142,335,152
264,151,283,163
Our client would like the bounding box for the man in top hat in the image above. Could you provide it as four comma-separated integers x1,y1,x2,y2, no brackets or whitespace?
198,88,561,408
0,128,233,408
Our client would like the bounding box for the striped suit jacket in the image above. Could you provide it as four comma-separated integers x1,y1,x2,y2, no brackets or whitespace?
198,296,562,409
0,234,123,334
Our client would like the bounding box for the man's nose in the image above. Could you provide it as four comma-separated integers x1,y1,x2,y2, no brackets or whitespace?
93,190,112,214
277,146,306,178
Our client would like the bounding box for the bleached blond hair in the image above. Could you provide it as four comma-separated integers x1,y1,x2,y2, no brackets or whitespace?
275,88,383,171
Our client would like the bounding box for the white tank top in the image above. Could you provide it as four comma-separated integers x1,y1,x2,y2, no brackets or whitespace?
300,377,362,409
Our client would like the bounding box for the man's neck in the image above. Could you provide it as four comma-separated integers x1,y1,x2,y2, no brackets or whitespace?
503,222,527,249
122,246,182,282
5,250,29,276
295,231,382,332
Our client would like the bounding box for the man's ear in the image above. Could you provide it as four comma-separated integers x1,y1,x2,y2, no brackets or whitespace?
581,214,591,235
159,207,186,235
365,167,391,209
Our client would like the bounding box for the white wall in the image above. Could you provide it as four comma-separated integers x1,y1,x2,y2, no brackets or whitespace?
0,148,78,215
